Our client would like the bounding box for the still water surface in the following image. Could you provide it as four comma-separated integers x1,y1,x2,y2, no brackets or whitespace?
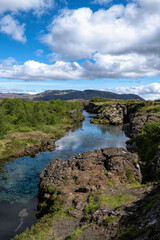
0,111,128,239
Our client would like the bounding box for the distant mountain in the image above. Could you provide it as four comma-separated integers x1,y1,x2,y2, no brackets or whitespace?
0,90,144,101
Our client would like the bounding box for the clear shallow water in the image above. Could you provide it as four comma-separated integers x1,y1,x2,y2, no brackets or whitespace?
0,111,128,239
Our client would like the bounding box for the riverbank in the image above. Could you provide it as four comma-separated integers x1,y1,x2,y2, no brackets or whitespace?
0,99,84,162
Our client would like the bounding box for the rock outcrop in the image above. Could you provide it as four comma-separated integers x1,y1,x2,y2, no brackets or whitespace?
90,104,127,125
124,113,160,138
35,148,144,239
34,148,160,240
124,113,160,152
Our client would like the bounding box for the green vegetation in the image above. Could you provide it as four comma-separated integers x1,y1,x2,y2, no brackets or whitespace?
13,213,55,240
90,97,120,104
68,228,83,240
90,97,111,103
102,216,117,226
38,186,64,217
13,210,71,240
145,193,160,211
103,172,115,187
126,100,160,114
138,103,160,113
136,121,160,181
0,98,83,160
98,194,136,208
84,195,99,220
125,169,141,187
115,225,147,240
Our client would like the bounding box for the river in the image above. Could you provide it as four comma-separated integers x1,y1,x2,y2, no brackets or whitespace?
0,111,128,240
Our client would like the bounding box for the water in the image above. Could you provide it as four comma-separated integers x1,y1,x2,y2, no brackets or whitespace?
0,111,128,239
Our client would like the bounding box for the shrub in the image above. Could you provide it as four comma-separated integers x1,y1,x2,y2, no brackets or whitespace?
136,121,160,181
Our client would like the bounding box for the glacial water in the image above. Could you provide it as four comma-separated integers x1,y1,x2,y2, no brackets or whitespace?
0,111,128,239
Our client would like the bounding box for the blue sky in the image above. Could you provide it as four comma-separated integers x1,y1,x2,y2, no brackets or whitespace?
0,0,160,99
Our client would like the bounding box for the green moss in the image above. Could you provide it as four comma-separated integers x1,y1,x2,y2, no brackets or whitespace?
125,169,141,186
136,121,160,181
130,181,142,188
49,196,64,213
45,185,56,194
138,104,160,113
98,194,137,208
102,216,117,226
37,202,47,211
13,210,71,240
103,172,115,187
115,225,147,240
68,228,83,240
90,118,109,125
12,213,54,240
84,195,100,220
145,193,160,211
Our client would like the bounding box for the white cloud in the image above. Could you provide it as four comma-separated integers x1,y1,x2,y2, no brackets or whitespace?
0,0,53,15
1,0,160,82
92,0,112,5
0,60,83,81
35,49,44,57
1,57,16,66
0,53,160,81
42,3,160,59
0,15,26,43
83,53,160,79
40,0,160,79
114,83,160,100
0,87,37,94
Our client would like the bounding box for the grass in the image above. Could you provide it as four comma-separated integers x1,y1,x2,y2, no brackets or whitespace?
68,228,83,240
0,136,41,159
102,216,117,226
98,194,137,208
0,98,84,161
114,225,147,240
136,121,160,181
38,186,64,217
138,104,160,113
12,213,54,240
13,210,71,240
84,195,100,220
103,172,115,187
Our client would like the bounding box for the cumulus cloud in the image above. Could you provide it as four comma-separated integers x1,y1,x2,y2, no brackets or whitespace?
1,0,160,82
0,60,83,81
1,53,160,81
0,0,53,15
114,83,160,100
42,3,160,59
40,0,160,79
0,15,26,43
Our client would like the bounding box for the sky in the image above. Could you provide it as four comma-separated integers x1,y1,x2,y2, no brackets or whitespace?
0,0,160,99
